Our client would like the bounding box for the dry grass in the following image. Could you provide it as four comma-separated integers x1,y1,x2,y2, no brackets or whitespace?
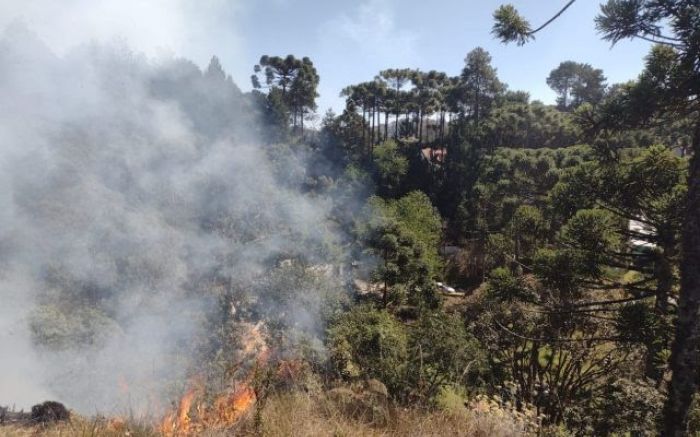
0,391,532,437
0,416,158,437
235,391,531,437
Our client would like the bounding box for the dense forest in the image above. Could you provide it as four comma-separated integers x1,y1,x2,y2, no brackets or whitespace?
1,1,699,436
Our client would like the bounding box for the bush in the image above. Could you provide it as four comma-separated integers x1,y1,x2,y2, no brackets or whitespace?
29,305,120,350
405,312,486,403
31,401,70,423
586,378,663,436
485,268,532,302
327,305,407,392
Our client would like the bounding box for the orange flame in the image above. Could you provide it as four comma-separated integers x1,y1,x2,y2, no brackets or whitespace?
160,322,270,435
160,387,198,436
214,384,257,425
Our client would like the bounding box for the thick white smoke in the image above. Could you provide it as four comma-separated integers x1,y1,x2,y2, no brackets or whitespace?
0,21,338,414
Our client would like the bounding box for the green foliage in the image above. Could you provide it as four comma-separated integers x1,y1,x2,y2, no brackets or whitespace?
359,192,443,307
319,109,366,165
485,267,532,302
29,304,120,350
492,4,533,45
616,301,657,343
368,222,436,308
250,262,347,337
533,248,598,298
485,233,515,272
327,305,408,392
472,146,593,235
559,208,621,252
547,61,607,111
405,311,486,402
482,100,580,149
459,47,504,125
509,204,546,262
328,305,486,405
371,140,409,197
586,378,664,436
370,191,443,273
249,88,290,143
251,54,319,134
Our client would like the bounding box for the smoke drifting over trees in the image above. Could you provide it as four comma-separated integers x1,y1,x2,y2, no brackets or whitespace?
0,23,341,413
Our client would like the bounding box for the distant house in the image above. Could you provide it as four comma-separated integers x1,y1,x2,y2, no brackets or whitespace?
420,147,447,168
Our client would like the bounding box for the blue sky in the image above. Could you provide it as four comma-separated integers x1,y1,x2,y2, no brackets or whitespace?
2,0,653,118
227,0,652,116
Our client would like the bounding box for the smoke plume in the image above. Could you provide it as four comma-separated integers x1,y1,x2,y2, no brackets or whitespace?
0,19,340,414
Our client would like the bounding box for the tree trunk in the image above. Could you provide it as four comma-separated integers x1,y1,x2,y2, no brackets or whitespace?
370,106,375,150
440,111,445,144
384,111,389,141
383,249,388,308
370,106,375,156
646,241,674,383
395,83,400,139
663,119,700,437
418,110,423,144
362,107,367,158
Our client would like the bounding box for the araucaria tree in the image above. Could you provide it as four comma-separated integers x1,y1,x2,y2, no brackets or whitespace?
493,1,700,434
252,54,319,137
459,47,504,127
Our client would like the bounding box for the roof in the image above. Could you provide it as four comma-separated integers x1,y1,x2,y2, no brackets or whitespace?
420,147,447,165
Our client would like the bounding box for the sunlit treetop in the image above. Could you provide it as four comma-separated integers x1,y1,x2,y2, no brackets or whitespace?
492,1,577,45
491,4,533,45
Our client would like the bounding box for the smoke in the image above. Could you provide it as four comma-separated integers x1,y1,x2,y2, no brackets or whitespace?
0,0,245,63
0,19,341,414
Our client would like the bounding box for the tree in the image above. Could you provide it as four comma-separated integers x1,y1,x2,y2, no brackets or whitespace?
405,312,485,403
547,61,607,110
493,2,700,433
372,191,444,274
492,1,578,45
360,193,441,308
459,48,504,127
380,68,414,139
372,140,409,198
289,57,320,137
252,55,319,136
341,83,371,157
469,257,631,429
319,108,366,165
412,70,447,144
328,305,408,390
482,99,580,148
366,221,433,308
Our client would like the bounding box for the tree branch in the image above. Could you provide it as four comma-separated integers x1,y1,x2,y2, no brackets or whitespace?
494,320,622,343
529,0,578,36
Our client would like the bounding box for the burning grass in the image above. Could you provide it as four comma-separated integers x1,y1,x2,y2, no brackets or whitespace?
159,322,269,435
1,390,532,437
0,323,532,436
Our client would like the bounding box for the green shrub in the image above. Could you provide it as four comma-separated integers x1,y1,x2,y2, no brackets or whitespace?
327,305,408,392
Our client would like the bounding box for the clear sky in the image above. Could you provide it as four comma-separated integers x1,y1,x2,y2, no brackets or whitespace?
1,0,653,119
229,0,652,116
